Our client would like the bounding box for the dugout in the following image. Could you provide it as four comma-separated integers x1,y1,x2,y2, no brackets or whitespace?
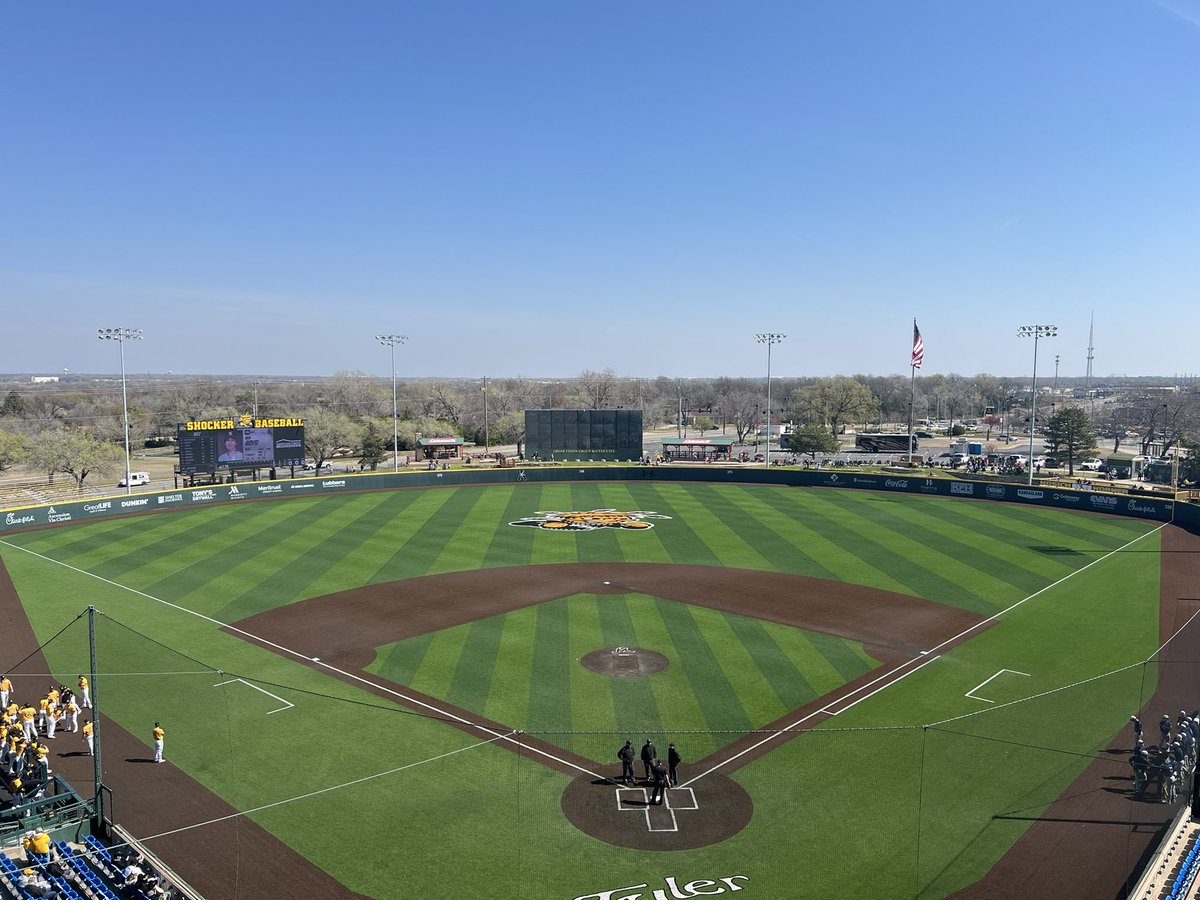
661,436,736,461
416,437,464,461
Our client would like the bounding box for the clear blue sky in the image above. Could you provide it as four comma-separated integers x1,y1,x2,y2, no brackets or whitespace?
2,1,1197,380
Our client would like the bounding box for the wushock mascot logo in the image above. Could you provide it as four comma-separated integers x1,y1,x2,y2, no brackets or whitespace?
510,509,671,531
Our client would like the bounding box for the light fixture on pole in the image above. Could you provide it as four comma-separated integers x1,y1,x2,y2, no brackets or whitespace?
375,334,408,473
481,377,489,454
1017,324,1057,486
754,333,786,468
97,327,142,494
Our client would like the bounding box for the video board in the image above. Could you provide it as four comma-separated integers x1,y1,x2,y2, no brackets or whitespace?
177,416,305,474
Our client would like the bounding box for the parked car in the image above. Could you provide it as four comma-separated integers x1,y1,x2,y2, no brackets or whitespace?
1079,458,1105,471
117,471,151,487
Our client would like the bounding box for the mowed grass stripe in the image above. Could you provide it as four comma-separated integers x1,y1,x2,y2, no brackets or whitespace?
800,491,995,614
745,488,918,595
595,594,660,736
912,492,1125,552
484,611,534,728
689,605,789,725
481,487,538,569
567,596,620,747
212,492,402,621
137,500,330,601
832,492,1047,598
50,505,256,580
408,622,471,698
429,487,508,574
623,595,707,745
711,485,838,579
527,598,572,734
388,487,489,578
447,614,505,711
1004,502,1155,548
279,491,430,602
901,499,1099,573
369,632,435,687
629,486,722,566
566,483,627,564
721,613,820,710
653,596,753,734
805,630,876,683
652,485,775,570
593,483,675,564
366,488,460,583
526,485,581,566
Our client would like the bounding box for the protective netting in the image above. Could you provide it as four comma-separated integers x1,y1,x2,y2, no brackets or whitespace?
10,606,1199,900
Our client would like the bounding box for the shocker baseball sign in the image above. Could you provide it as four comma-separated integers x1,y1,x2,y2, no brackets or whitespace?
510,509,671,531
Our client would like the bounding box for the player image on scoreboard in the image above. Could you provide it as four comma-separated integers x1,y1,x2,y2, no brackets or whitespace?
238,428,275,464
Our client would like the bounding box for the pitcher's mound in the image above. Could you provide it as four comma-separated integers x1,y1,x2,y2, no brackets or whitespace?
581,647,669,677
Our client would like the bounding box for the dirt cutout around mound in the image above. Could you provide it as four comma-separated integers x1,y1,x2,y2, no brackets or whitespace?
0,556,367,900
234,563,986,848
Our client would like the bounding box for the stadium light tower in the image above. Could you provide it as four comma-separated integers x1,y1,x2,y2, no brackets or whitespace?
755,333,786,468
97,327,142,494
1017,324,1057,486
376,334,408,472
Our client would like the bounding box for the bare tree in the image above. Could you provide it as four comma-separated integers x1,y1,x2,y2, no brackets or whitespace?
576,369,618,409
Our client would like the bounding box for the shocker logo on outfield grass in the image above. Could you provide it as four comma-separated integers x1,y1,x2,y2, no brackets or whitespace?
509,509,671,531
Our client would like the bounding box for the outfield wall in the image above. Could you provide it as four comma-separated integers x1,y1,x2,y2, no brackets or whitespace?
2,467,1194,534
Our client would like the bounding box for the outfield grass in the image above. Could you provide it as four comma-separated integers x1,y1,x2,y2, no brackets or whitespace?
0,482,1163,899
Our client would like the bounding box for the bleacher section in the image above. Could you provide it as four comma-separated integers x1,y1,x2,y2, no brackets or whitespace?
1128,810,1200,899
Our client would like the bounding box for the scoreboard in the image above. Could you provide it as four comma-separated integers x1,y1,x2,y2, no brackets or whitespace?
177,416,305,474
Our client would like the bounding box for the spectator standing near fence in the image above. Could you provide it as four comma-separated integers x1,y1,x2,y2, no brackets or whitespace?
152,721,164,763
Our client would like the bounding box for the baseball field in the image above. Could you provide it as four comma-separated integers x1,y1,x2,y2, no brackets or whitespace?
0,479,1180,899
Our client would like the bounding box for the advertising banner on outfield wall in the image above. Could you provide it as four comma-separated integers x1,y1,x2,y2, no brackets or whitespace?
0,468,1187,534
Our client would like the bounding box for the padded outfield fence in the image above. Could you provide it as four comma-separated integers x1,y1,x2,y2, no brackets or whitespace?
0,464,1191,534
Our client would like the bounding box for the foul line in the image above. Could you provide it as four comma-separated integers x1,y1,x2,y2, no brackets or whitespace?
0,540,608,783
682,521,1167,787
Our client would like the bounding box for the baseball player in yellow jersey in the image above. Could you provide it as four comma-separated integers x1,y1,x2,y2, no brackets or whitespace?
0,675,10,709
82,720,93,755
19,705,37,742
78,676,91,709
152,722,164,763
36,697,49,732
63,699,79,733
5,702,18,725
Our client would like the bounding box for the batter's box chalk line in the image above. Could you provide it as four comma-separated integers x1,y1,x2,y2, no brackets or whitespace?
616,786,698,833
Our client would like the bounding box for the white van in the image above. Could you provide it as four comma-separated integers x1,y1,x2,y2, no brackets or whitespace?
118,472,151,487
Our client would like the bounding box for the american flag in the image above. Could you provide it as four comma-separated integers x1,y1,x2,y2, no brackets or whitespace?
911,320,924,369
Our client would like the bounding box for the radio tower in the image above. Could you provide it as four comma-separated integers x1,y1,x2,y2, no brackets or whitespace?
1085,311,1095,417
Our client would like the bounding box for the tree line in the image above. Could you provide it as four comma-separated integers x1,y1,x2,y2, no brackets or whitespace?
0,369,1197,487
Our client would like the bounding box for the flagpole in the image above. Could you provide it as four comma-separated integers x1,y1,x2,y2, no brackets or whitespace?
908,364,916,465
908,319,922,466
